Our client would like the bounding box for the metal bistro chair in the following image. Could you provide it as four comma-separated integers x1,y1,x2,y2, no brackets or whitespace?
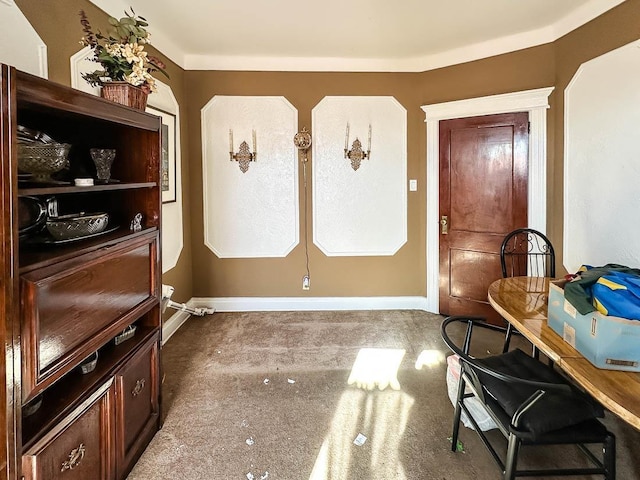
500,228,556,353
441,316,616,480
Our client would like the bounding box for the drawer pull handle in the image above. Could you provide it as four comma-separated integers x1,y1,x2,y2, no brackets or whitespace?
132,378,146,397
61,443,85,472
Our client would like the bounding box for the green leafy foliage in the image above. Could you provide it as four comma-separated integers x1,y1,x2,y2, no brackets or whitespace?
79,8,168,93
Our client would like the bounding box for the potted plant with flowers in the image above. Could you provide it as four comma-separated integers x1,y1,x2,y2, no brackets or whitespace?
79,8,168,109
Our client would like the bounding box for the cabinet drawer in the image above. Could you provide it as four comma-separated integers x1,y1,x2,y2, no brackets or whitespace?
22,379,115,480
21,234,158,400
115,334,159,478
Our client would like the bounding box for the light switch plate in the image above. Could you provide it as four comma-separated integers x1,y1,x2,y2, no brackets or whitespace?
409,179,417,191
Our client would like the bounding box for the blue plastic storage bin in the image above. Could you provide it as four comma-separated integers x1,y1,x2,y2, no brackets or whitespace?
547,279,640,372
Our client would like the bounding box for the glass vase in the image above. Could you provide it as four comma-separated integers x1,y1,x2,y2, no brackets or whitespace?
90,148,116,183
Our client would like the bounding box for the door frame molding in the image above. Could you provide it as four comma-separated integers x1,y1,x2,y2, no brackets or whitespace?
421,87,554,313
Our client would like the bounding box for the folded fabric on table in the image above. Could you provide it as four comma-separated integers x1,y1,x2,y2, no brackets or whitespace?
591,271,640,319
564,264,640,318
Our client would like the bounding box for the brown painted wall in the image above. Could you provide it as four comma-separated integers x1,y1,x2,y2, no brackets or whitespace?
186,48,556,298
15,0,194,307
186,71,425,297
13,0,640,300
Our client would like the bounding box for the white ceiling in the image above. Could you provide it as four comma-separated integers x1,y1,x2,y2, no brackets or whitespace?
89,0,625,72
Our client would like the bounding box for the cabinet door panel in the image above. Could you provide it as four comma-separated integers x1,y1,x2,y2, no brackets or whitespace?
22,379,115,480
116,335,159,478
20,235,158,401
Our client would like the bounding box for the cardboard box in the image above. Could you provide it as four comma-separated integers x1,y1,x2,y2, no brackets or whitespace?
547,279,640,372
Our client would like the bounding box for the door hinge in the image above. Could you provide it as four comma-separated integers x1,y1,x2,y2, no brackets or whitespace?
528,121,531,134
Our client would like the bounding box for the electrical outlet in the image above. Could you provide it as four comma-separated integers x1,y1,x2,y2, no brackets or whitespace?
302,275,310,290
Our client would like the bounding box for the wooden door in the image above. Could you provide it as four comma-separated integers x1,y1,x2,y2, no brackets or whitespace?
439,112,528,323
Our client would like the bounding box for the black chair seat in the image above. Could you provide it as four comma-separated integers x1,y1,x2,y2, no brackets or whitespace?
524,418,611,445
477,348,603,439
482,395,610,445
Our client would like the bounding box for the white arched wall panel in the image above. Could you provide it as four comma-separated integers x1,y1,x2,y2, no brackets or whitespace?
564,40,640,272
0,0,47,78
201,96,299,258
147,80,184,272
69,50,184,271
312,96,407,256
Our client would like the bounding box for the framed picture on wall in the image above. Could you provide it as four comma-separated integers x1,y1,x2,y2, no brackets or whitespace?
147,106,177,203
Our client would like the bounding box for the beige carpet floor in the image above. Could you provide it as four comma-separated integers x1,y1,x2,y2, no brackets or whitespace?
127,310,640,479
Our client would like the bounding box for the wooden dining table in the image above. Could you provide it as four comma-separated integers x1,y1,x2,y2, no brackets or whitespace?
488,276,640,431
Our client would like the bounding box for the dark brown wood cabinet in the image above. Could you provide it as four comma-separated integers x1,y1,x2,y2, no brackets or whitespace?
0,63,162,480
22,378,116,480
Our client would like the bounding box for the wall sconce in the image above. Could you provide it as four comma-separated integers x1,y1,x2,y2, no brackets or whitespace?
294,126,312,163
344,123,371,171
229,129,257,173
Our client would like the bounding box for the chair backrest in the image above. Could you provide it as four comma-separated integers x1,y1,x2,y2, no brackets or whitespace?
500,228,555,278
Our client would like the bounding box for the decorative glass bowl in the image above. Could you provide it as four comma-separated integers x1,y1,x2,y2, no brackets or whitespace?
46,212,109,240
18,143,71,182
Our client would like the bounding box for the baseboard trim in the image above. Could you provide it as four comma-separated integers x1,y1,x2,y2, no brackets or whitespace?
190,296,432,312
161,308,192,345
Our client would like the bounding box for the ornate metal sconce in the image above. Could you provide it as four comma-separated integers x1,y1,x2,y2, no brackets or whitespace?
294,127,312,163
344,123,371,171
229,129,257,173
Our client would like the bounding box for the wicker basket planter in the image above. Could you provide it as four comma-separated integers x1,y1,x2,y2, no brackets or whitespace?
100,82,148,110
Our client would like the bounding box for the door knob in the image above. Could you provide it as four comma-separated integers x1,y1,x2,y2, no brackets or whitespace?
440,215,448,234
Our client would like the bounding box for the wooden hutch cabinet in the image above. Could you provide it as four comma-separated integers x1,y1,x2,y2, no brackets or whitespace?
0,64,162,479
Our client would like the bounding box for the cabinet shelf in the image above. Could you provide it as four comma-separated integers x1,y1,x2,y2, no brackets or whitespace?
19,227,158,274
21,328,159,449
18,182,156,197
16,70,160,132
